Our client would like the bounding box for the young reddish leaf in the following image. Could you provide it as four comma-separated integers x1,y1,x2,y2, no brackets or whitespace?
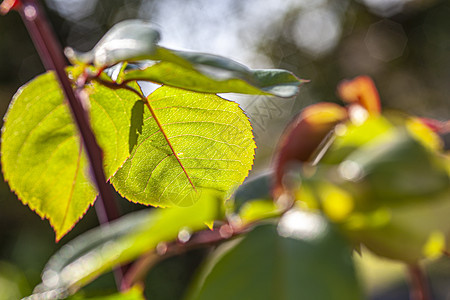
0,0,21,15
337,76,381,115
273,102,347,196
417,118,450,134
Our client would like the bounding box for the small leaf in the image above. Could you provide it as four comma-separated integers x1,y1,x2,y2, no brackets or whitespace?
70,20,305,97
68,20,160,67
273,102,347,196
0,0,21,15
238,199,280,225
320,116,394,165
111,86,255,207
1,72,140,240
29,192,221,298
120,57,305,98
337,76,381,115
186,210,363,300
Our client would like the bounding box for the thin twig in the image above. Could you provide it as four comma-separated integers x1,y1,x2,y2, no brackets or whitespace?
407,264,431,300
121,223,246,289
13,0,123,287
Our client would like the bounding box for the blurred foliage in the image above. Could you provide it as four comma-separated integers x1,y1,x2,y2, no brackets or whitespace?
0,0,449,299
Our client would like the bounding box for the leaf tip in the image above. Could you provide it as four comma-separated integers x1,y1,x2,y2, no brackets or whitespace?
0,0,21,15
337,76,381,115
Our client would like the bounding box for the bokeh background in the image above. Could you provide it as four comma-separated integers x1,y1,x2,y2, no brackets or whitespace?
0,0,449,299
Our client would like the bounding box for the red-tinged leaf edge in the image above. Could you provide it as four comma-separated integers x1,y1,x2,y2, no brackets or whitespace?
418,118,450,134
0,0,21,15
273,102,348,197
337,76,381,115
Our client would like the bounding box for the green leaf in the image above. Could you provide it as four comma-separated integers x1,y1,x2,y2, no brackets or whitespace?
111,85,255,207
1,72,140,240
86,81,142,179
1,72,96,241
69,19,160,68
185,210,363,300
321,127,450,262
299,120,450,262
238,199,280,225
71,20,305,97
120,57,304,98
28,192,221,298
232,171,272,211
67,286,145,300
342,128,449,205
320,116,394,165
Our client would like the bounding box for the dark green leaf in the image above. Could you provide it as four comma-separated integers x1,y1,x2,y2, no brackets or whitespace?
232,171,272,211
186,210,363,300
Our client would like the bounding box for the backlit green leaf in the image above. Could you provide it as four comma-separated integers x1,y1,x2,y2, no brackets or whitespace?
186,210,363,300
1,72,139,240
120,57,304,98
28,192,221,298
111,85,255,207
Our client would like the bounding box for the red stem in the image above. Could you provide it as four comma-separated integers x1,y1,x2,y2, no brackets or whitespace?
122,223,244,289
407,264,431,300
15,0,124,287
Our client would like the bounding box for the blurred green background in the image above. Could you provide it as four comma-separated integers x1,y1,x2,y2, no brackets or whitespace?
0,0,449,299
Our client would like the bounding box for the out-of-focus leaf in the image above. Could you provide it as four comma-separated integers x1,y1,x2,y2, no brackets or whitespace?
320,116,394,165
26,191,222,299
1,71,140,241
111,86,255,207
71,20,305,97
68,286,145,300
337,76,381,115
185,210,363,300
303,125,450,262
238,199,280,225
232,171,272,211
273,102,347,196
68,20,160,68
340,127,449,205
0,261,30,300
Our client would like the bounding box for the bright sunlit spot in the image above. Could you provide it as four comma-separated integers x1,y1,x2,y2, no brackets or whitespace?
339,160,363,181
291,7,342,57
277,209,326,240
